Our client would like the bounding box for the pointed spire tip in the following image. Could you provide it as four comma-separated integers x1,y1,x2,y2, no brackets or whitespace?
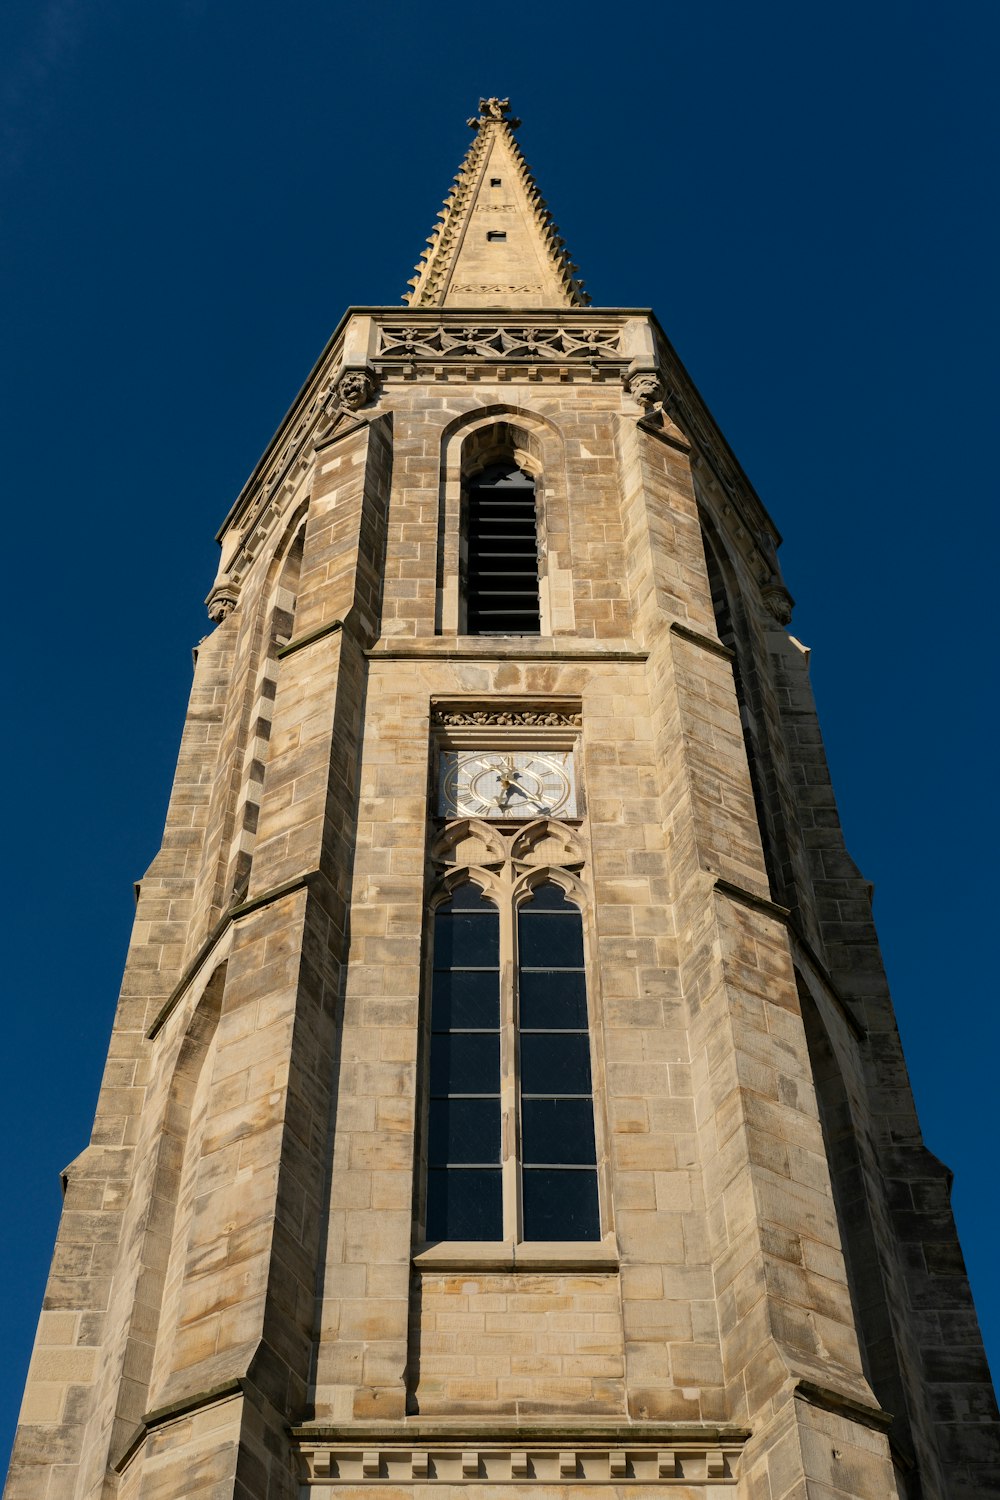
404,97,588,308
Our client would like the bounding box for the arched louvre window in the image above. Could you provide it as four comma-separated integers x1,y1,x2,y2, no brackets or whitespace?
424,880,599,1243
465,462,541,636
517,884,599,1241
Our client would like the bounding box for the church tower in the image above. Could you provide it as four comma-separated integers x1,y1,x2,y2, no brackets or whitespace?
6,99,998,1500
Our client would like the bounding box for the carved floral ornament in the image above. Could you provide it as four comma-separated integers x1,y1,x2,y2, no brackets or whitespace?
377,324,621,362
431,706,582,729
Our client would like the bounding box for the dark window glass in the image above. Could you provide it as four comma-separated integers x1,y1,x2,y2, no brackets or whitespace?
520,1033,592,1095
426,1168,502,1241
433,910,499,968
521,1098,597,1165
432,969,500,1030
428,1098,500,1164
426,881,599,1243
427,886,503,1241
516,884,598,1241
430,1033,500,1095
519,970,588,1029
522,1169,600,1241
518,913,584,969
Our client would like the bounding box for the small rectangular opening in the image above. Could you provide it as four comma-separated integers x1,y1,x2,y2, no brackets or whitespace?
490,177,502,187
486,230,507,242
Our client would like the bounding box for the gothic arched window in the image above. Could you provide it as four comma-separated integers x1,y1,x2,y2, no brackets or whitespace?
424,878,599,1243
464,462,541,636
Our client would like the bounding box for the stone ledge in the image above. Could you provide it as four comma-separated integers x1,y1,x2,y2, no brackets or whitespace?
711,877,867,1041
367,637,648,662
412,1236,620,1272
292,1432,747,1486
277,618,344,659
668,621,734,661
146,871,317,1040
794,1378,893,1433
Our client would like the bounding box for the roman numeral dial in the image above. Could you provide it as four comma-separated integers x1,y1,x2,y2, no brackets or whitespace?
439,750,577,819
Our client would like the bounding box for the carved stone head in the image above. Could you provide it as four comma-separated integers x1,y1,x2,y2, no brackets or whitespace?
626,372,666,409
206,583,239,623
335,368,377,411
762,583,794,626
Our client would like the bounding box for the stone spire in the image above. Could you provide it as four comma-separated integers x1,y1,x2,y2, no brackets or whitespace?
404,98,589,309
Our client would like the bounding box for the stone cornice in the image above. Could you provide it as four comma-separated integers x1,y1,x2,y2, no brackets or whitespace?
292,1422,751,1442
291,1423,749,1486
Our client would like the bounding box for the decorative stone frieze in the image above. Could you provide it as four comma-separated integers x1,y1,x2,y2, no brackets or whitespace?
378,323,621,361
452,282,544,294
431,705,582,728
295,1438,744,1485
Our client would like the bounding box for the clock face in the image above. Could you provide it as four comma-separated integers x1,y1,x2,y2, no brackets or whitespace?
439,750,577,819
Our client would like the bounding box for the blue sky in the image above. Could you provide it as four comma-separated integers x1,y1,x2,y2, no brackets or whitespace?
2,0,998,1471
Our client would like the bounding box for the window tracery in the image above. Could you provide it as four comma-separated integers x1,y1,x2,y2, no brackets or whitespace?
421,820,599,1245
